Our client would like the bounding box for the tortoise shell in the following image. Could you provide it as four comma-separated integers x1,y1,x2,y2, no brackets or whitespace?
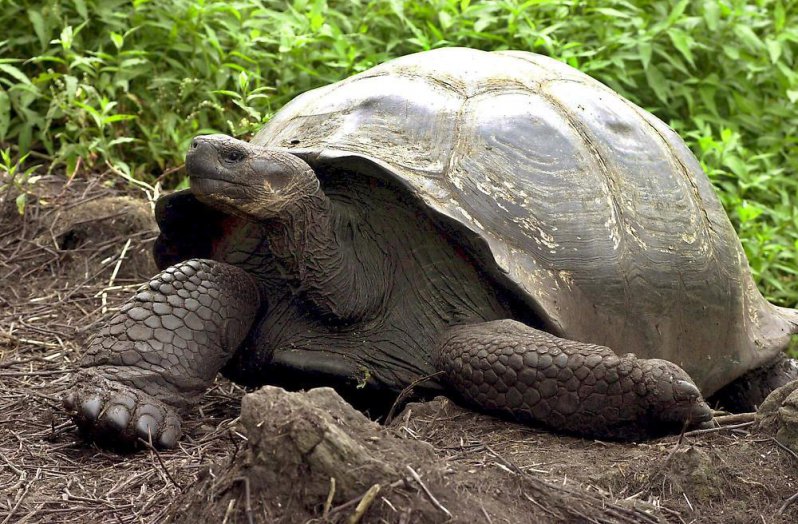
164,48,797,396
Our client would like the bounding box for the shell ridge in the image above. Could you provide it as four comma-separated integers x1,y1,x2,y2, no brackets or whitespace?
622,100,718,250
534,87,634,322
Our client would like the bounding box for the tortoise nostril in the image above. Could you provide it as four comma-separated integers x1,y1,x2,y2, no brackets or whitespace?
191,139,199,150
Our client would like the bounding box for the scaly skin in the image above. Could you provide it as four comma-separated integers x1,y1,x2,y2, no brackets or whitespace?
64,259,260,447
436,320,712,439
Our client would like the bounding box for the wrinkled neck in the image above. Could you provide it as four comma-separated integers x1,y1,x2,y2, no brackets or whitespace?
264,190,387,323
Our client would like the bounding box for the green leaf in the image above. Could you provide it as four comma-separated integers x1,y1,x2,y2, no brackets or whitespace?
0,89,9,138
645,65,668,103
474,17,491,33
774,1,786,32
58,25,74,51
212,89,242,98
594,8,631,19
64,75,78,102
703,1,719,31
722,45,740,60
724,155,747,177
638,41,652,69
27,9,48,50
15,193,26,215
0,64,31,85
667,0,689,25
110,32,124,50
101,114,137,124
74,0,89,20
733,25,763,51
438,11,453,29
787,90,798,103
736,201,763,222
698,85,717,116
668,29,694,67
108,137,136,147
765,39,782,64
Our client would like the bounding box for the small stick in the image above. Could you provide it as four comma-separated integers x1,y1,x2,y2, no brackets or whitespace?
713,412,756,425
328,478,405,516
406,465,451,518
385,371,443,425
778,490,798,515
664,418,691,464
222,498,236,524
768,437,798,463
137,437,182,490
682,421,754,437
101,238,131,315
323,477,336,519
233,476,254,524
347,484,381,524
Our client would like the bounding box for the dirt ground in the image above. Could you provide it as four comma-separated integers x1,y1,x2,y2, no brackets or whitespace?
1,174,797,524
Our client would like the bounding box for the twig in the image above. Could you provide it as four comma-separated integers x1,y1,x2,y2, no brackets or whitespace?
682,421,754,437
778,490,798,515
137,437,182,490
323,477,336,519
1,467,41,524
664,418,692,464
328,478,405,516
767,437,798,463
347,484,380,524
234,476,254,524
406,465,451,518
713,412,756,425
384,371,443,425
101,238,131,315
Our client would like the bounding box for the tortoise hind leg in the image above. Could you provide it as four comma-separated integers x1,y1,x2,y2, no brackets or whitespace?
709,355,798,412
434,319,712,440
63,259,261,448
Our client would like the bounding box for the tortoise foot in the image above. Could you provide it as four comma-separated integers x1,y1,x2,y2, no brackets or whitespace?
63,371,181,449
436,319,712,440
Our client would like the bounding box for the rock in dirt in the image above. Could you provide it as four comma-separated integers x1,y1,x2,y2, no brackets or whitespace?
756,379,798,454
240,386,432,502
663,446,722,501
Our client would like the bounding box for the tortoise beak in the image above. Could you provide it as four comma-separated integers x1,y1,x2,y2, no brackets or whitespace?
186,137,218,178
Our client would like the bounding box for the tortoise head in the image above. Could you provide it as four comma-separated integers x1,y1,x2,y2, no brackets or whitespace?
186,134,320,220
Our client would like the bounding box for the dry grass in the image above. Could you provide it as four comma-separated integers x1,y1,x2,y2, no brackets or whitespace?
0,175,244,523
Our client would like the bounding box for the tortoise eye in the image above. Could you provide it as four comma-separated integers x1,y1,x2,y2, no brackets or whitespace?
223,149,245,164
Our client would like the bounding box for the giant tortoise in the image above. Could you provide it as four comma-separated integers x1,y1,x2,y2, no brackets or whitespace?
64,48,798,448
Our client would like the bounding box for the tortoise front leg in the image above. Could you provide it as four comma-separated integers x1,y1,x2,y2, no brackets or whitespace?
435,319,712,440
63,259,260,448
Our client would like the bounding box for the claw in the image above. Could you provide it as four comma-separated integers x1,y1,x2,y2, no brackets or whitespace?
159,424,180,448
63,391,77,411
135,413,159,442
104,404,131,432
673,379,701,401
80,396,103,421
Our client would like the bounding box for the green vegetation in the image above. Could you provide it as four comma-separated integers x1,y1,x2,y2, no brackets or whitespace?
0,0,796,305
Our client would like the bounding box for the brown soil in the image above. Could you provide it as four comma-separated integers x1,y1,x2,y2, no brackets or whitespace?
1,175,797,524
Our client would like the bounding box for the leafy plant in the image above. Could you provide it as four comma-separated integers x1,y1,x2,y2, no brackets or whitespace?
0,0,796,306
0,148,41,214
